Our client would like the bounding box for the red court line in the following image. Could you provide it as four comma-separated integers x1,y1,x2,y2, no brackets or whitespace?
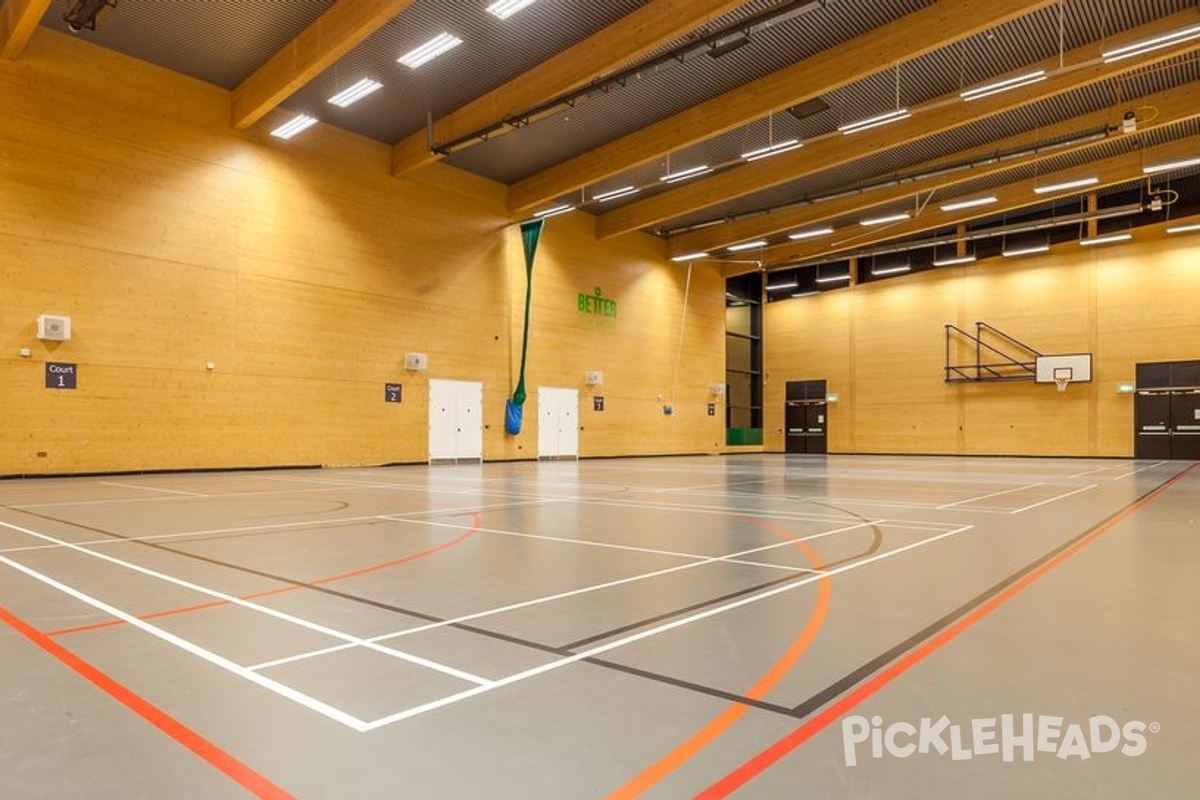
697,464,1197,798
47,514,482,637
605,517,832,799
0,603,294,799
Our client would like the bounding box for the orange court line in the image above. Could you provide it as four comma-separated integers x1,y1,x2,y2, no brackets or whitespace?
605,517,833,799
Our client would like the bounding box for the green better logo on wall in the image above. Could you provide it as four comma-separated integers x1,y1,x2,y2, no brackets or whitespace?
580,287,619,328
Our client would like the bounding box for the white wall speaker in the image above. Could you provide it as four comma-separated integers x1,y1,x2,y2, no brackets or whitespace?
37,314,72,341
584,370,604,386
404,353,429,371
710,383,726,396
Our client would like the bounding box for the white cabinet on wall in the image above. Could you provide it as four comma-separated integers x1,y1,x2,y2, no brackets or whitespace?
538,386,579,459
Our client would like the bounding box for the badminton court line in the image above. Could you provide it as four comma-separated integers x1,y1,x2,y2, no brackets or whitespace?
935,482,1045,510
357,524,976,731
99,481,209,497
0,549,371,733
0,519,489,686
246,517,877,671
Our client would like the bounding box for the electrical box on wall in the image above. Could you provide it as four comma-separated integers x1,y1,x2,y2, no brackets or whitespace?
710,383,726,396
404,353,428,371
584,370,604,386
37,314,72,341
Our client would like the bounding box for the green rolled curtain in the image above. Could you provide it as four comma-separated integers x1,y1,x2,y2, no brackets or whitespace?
505,218,544,435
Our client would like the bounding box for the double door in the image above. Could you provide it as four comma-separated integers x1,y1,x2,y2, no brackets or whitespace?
785,379,827,455
537,387,579,459
1134,360,1200,460
428,379,483,463
1135,389,1200,460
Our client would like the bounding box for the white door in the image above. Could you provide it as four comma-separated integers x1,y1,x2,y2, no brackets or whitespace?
538,387,579,459
429,379,483,462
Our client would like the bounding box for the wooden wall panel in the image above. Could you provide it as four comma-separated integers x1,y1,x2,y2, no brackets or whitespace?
763,230,1200,456
0,30,724,476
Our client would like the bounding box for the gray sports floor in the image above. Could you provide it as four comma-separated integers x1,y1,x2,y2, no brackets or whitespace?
1,455,1196,799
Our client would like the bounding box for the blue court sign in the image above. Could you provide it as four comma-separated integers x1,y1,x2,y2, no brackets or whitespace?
45,362,77,389
385,383,402,403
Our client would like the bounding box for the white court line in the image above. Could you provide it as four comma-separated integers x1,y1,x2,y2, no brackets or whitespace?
0,550,370,732
1112,461,1168,480
0,519,491,687
0,496,574,555
12,484,362,509
1066,466,1117,479
358,523,976,731
99,482,209,497
249,517,875,672
936,482,1044,510
1008,484,1098,514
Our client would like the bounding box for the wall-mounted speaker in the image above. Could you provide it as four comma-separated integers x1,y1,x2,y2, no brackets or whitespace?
404,353,428,371
584,370,603,386
37,314,72,341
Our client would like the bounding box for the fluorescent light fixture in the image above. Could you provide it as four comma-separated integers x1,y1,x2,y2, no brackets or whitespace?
671,251,709,262
660,165,712,183
791,290,819,298
767,280,800,291
1117,383,1136,395
1102,23,1200,63
592,186,639,202
270,114,318,139
533,204,574,218
399,32,462,68
815,273,851,284
1079,232,1132,247
727,240,768,252
1003,243,1050,257
1033,176,1099,195
487,0,537,19
940,196,998,212
1166,222,1200,234
788,226,834,240
933,254,977,266
870,264,911,276
740,139,802,161
838,108,910,135
327,78,383,108
959,70,1047,101
1142,157,1200,175
860,211,911,226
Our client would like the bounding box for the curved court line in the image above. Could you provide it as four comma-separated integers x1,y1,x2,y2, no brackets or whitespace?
696,463,1197,798
605,517,833,800
0,603,295,800
45,515,482,638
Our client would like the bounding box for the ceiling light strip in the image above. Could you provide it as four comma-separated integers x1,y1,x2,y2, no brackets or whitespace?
487,0,537,20
660,165,712,183
328,79,383,108
788,226,834,240
959,70,1047,101
1033,176,1099,194
1079,233,1132,247
1002,244,1051,257
270,114,318,139
940,196,998,212
592,186,638,202
671,251,709,262
1102,23,1200,63
860,211,911,227
1142,157,1200,175
1166,222,1200,234
814,273,851,284
932,255,977,266
533,204,574,218
740,140,802,161
838,109,910,135
870,265,911,276
728,240,768,252
399,32,463,68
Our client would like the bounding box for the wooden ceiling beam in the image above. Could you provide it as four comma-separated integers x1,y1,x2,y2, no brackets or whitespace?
391,0,745,177
597,7,1200,238
1,0,50,59
508,0,1055,214
668,80,1200,257
758,134,1200,268
231,0,417,131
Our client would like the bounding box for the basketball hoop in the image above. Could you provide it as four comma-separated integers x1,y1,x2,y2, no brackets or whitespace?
1052,366,1073,393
